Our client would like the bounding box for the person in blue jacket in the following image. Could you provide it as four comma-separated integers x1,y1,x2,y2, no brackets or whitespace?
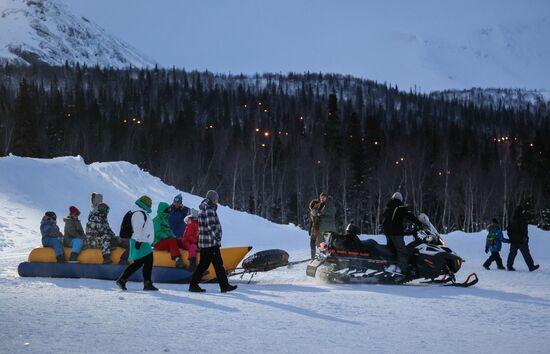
483,218,509,270
40,211,65,263
168,194,190,238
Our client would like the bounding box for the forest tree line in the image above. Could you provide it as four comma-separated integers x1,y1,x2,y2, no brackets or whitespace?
1,63,550,233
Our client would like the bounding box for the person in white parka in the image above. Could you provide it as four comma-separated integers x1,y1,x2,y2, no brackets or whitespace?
116,195,159,291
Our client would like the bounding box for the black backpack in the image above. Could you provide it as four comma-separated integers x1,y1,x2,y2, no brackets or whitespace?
119,210,147,239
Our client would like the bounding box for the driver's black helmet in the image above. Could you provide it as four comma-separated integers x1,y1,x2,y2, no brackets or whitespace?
345,223,360,236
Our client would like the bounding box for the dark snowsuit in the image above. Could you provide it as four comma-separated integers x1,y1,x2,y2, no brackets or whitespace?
382,198,422,273
507,208,537,270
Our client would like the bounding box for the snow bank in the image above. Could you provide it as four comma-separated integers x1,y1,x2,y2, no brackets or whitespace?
0,155,307,253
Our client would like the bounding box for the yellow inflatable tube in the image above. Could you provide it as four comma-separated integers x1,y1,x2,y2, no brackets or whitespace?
28,246,252,282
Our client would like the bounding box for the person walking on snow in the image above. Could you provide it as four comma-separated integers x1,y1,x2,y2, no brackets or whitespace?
506,205,539,272
182,209,199,271
189,190,237,293
382,192,423,275
40,211,65,263
169,194,190,240
483,218,509,270
116,195,158,291
153,201,185,268
63,206,85,263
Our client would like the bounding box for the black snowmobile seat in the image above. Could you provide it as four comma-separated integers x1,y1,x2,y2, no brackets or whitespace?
373,243,396,259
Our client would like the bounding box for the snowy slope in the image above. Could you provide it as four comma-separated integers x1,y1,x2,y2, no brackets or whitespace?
0,156,549,354
62,0,550,91
0,155,305,253
0,0,155,67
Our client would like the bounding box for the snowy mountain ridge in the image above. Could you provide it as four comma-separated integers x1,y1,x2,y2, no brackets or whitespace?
431,88,550,109
61,0,550,92
0,0,155,68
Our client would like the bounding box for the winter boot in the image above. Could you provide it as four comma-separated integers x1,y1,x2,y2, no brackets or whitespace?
102,254,112,264
189,284,205,293
143,281,159,291
529,264,540,272
497,266,506,270
116,278,127,291
69,252,79,263
188,257,196,272
507,266,516,271
221,284,238,293
175,257,184,268
56,255,65,263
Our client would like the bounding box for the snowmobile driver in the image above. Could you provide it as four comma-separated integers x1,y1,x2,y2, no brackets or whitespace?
382,192,424,275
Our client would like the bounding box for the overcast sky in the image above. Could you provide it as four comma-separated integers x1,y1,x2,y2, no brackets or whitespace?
61,0,550,91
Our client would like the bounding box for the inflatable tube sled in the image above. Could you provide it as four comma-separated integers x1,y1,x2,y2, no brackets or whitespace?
242,249,289,272
18,246,252,283
18,262,193,284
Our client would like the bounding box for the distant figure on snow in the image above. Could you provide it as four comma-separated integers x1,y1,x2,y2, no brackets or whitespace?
483,218,509,270
188,190,237,293
40,211,65,263
116,195,158,291
63,206,85,263
314,192,336,248
506,206,539,272
308,198,321,259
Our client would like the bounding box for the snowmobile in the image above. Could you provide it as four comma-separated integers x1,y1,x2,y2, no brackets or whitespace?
306,214,478,287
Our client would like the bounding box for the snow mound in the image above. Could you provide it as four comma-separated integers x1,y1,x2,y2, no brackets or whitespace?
0,155,307,253
0,0,155,67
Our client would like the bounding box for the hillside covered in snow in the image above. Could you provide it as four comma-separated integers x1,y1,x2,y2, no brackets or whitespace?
0,156,549,353
0,0,155,67
0,155,305,253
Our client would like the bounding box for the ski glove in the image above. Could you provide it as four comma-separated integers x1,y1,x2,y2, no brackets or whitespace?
135,241,142,250
484,247,489,254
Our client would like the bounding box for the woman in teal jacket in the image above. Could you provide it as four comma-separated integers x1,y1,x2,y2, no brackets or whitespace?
116,196,158,291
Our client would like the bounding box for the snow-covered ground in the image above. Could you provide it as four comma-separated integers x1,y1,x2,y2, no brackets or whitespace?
0,156,549,354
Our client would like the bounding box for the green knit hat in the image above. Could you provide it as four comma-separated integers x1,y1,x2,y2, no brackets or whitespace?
136,195,152,213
